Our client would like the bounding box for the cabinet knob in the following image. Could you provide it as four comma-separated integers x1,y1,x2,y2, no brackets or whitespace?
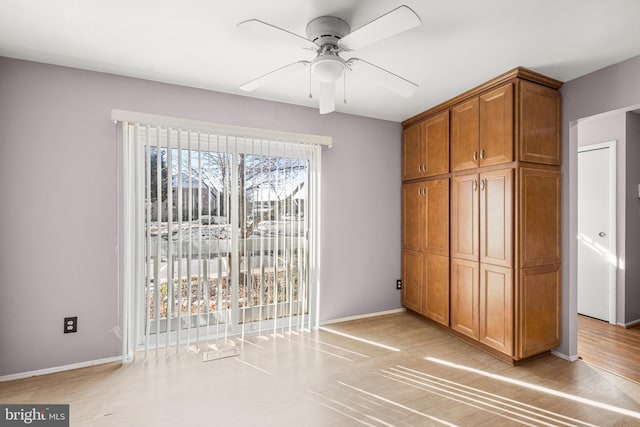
598,232,606,237
480,149,485,160
473,151,478,161
480,179,485,191
473,179,478,191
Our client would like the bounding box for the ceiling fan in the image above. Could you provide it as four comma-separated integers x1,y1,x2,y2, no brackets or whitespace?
238,5,421,114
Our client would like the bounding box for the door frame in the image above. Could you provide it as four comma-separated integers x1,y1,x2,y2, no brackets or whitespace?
577,140,617,325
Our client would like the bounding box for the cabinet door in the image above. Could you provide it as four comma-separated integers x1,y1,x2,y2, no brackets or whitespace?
402,182,425,251
480,169,513,267
479,83,513,166
479,264,513,355
451,174,479,261
424,254,450,326
519,80,561,165
424,178,449,256
402,124,422,181
451,258,479,339
451,98,479,171
517,264,561,359
423,110,450,177
402,250,423,313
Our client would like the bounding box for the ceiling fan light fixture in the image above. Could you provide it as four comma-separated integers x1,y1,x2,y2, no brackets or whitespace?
312,54,345,83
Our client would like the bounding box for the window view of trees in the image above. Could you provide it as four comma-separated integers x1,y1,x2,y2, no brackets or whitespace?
145,144,310,335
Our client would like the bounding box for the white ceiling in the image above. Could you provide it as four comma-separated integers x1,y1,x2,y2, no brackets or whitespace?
1,0,639,122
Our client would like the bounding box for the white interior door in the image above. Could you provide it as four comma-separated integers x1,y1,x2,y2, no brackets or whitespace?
577,141,616,323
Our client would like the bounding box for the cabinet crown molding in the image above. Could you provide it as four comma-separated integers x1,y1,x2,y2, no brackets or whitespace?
402,67,563,129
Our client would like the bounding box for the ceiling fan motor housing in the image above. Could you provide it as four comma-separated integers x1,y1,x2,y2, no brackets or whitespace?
305,16,351,48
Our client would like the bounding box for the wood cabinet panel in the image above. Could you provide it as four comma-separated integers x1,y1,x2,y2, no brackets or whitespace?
451,174,479,261
402,124,422,181
451,258,479,339
402,250,423,313
519,168,561,268
402,182,425,251
451,98,479,171
424,179,449,256
519,80,561,165
424,254,450,326
479,264,513,355
424,111,450,177
518,264,561,358
480,169,513,268
479,84,513,166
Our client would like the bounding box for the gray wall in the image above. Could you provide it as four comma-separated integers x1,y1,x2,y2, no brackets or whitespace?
0,57,402,376
560,54,640,357
576,113,626,324
625,111,640,323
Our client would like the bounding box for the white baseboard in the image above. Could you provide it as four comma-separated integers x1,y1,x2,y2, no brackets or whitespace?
551,350,579,362
320,308,407,325
0,356,122,383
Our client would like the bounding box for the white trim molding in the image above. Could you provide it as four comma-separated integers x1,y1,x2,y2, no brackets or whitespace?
0,356,122,383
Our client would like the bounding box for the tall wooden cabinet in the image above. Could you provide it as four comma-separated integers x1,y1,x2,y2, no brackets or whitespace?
401,67,562,363
401,111,449,326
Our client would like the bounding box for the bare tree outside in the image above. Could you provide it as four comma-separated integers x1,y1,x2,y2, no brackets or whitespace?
145,143,309,333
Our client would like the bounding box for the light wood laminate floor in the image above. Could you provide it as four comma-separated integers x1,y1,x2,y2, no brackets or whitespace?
2,311,640,426
578,314,640,384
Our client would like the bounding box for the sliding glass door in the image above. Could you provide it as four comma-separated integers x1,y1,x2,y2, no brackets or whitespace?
124,124,320,353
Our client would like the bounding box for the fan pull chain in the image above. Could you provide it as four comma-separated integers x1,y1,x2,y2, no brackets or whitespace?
308,65,313,99
343,70,347,104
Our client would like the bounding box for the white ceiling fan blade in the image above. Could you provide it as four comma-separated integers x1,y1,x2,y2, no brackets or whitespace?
347,58,418,98
240,61,309,92
339,5,421,51
319,81,336,114
238,19,317,50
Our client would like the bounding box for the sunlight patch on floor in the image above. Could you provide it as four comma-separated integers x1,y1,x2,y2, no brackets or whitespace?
383,365,597,427
309,382,459,427
318,327,401,352
425,356,640,420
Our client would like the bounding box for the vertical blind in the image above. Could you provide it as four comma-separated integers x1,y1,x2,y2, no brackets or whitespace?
116,110,328,360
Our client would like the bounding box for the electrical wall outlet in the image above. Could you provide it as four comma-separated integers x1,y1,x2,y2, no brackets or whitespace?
64,316,77,333
396,279,402,290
